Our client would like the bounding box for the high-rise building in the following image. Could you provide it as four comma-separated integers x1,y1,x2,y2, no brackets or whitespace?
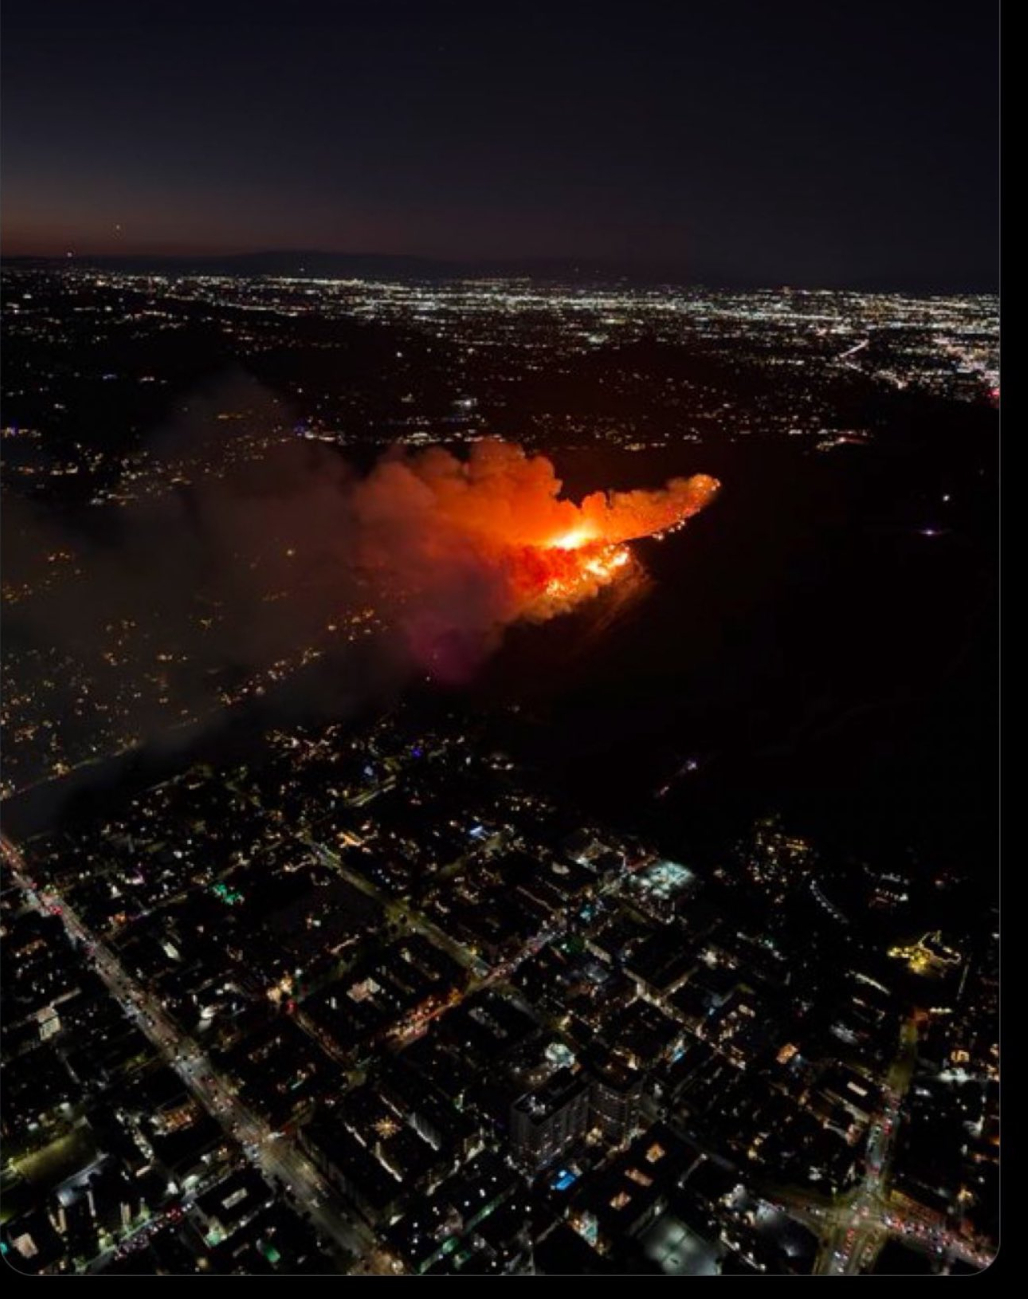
588,1054,643,1146
510,1068,590,1172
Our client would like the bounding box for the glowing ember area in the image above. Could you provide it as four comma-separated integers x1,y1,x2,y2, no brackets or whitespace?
349,438,720,675
551,526,597,551
544,542,633,601
516,539,635,613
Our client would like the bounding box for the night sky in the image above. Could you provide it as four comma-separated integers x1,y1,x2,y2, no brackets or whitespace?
2,0,998,289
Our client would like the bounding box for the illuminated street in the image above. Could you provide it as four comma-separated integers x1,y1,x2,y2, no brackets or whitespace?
2,832,375,1270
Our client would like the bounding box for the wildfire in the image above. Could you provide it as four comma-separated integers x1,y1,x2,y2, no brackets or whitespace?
550,526,597,551
540,541,632,603
348,438,720,675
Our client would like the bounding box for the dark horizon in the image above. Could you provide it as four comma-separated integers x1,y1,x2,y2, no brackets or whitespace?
0,247,999,296
2,1,998,293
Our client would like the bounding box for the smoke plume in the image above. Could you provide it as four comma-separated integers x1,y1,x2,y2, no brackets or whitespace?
345,439,719,674
3,412,719,797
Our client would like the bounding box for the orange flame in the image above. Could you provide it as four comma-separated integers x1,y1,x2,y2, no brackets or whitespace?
350,439,720,668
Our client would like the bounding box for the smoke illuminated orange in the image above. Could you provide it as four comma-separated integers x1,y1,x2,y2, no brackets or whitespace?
349,439,720,672
550,526,597,551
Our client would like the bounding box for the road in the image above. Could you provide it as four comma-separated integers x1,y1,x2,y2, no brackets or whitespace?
307,835,565,1048
769,1017,993,1275
812,1018,917,1274
307,835,489,978
306,829,649,1022
2,830,374,1271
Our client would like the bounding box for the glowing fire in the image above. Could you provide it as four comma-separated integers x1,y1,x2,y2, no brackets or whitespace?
349,439,720,673
540,541,632,602
550,526,597,551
